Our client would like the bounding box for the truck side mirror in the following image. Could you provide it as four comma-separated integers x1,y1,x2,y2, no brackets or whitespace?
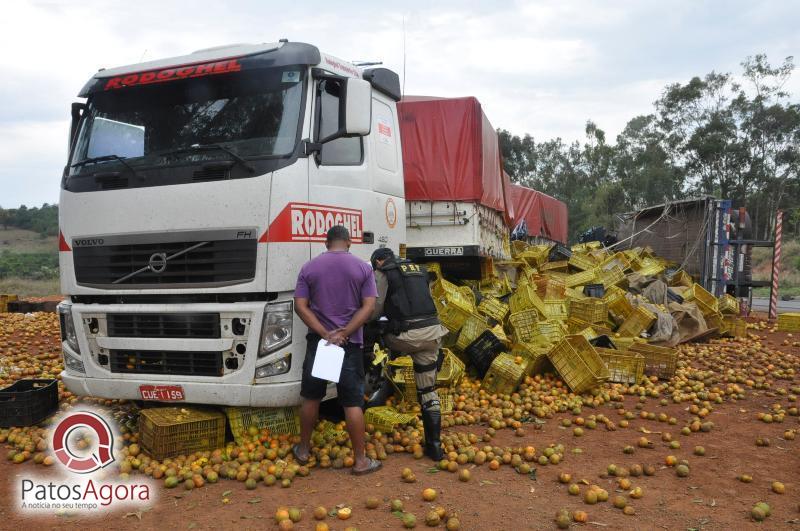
343,78,371,136
315,76,371,144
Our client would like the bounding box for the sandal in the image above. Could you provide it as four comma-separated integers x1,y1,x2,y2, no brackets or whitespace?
351,457,382,476
292,443,309,465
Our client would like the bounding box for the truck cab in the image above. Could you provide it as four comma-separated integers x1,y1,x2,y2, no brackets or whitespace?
58,41,405,406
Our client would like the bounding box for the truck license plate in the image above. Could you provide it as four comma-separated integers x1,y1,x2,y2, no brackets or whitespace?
139,385,185,401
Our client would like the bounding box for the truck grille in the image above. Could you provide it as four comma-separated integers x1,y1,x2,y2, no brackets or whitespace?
73,239,257,287
107,313,220,338
110,350,223,376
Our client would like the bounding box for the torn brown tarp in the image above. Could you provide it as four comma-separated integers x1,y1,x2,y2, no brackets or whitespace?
626,288,708,347
667,301,709,345
626,273,669,306
633,297,679,345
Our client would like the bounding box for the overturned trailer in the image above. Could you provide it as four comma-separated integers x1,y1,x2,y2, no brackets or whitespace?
613,197,774,300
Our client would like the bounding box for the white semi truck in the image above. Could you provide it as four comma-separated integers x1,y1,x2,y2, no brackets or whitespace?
57,41,517,407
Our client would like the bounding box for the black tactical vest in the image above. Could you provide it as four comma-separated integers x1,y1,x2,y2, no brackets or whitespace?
379,258,439,332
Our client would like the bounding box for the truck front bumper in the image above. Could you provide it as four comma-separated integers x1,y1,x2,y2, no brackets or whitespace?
61,371,302,407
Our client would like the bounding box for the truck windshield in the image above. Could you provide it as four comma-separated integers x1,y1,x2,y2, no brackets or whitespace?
70,66,306,172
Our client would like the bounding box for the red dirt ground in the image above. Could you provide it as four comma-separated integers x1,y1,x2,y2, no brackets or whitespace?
0,317,797,530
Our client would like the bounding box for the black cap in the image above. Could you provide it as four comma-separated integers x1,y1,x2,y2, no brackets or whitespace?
370,247,394,269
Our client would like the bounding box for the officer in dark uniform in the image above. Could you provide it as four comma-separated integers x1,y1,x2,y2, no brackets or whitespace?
368,248,448,461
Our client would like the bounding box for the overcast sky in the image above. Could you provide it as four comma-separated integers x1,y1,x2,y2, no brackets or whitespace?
1,0,798,207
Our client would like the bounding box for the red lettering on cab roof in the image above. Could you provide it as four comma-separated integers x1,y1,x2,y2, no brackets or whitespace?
103,59,243,90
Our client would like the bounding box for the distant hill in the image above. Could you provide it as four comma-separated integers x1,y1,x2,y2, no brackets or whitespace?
0,227,58,254
752,239,799,297
0,204,58,237
0,227,59,292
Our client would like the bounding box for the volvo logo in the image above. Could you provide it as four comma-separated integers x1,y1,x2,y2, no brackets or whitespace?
73,238,105,247
112,241,209,284
148,253,168,274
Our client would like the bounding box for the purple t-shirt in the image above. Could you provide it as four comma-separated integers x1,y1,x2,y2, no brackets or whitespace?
294,251,377,345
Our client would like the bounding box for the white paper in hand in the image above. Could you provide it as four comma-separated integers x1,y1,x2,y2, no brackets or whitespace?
311,339,345,383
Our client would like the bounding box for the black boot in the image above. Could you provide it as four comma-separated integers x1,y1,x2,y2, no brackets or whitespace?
421,406,443,461
365,379,394,409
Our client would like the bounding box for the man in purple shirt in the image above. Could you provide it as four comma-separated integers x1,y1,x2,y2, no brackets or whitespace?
292,225,381,475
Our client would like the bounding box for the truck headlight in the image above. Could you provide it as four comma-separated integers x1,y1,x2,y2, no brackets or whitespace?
58,302,80,353
63,351,85,373
255,352,291,378
259,301,293,357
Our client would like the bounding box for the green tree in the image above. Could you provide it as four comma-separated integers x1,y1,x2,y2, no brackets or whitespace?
615,114,685,209
656,72,746,198
734,55,800,238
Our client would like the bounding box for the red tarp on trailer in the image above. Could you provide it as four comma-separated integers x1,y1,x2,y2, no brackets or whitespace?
510,183,568,243
398,96,510,219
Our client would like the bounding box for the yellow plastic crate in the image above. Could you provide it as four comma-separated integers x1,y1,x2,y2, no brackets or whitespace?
458,285,476,305
705,312,724,333
432,279,475,313
543,299,568,320
392,376,457,411
364,406,418,433
598,252,632,273
435,296,473,333
569,298,608,323
576,326,600,341
511,342,550,375
669,270,694,288
438,348,466,387
777,313,800,332
718,294,740,315
509,309,539,343
456,314,489,350
569,253,597,271
603,286,634,319
479,279,505,299
637,258,666,277
139,407,226,460
628,343,678,379
511,240,529,259
617,306,656,337
565,269,597,288
509,283,546,316
393,348,465,392
565,316,592,334
438,388,454,413
482,353,526,395
533,276,566,299
596,348,645,384
0,294,19,313
519,245,553,267
612,336,645,351
225,406,299,446
541,260,569,273
722,316,747,337
683,283,719,315
478,296,510,323
426,261,442,277
547,335,610,394
570,243,590,253
564,287,588,302
531,319,568,346
597,265,626,288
